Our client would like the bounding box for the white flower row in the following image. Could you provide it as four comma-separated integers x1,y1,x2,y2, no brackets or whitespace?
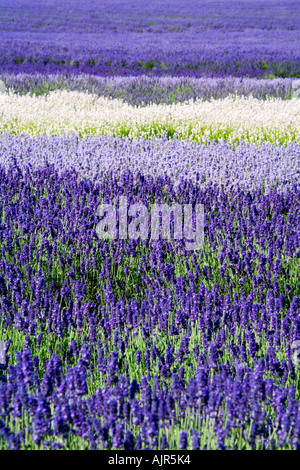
0,90,299,144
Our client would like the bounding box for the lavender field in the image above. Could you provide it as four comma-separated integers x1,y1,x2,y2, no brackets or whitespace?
1,0,300,77
0,0,300,451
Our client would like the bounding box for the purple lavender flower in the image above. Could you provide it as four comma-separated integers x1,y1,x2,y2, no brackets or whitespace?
179,431,188,450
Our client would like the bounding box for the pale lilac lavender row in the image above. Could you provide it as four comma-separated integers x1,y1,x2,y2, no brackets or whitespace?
0,133,299,193
1,74,300,104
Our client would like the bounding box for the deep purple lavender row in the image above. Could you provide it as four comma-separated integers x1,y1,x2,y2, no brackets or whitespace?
1,0,299,77
0,134,298,193
2,33,298,78
2,74,299,104
0,162,299,449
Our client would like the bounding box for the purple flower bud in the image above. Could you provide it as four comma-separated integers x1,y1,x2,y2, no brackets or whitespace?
135,350,141,365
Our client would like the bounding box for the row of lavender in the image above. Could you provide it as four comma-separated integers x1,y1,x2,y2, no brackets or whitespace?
3,0,299,33
1,0,299,77
1,91,298,145
2,75,300,104
0,135,299,449
2,35,299,78
0,134,299,193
